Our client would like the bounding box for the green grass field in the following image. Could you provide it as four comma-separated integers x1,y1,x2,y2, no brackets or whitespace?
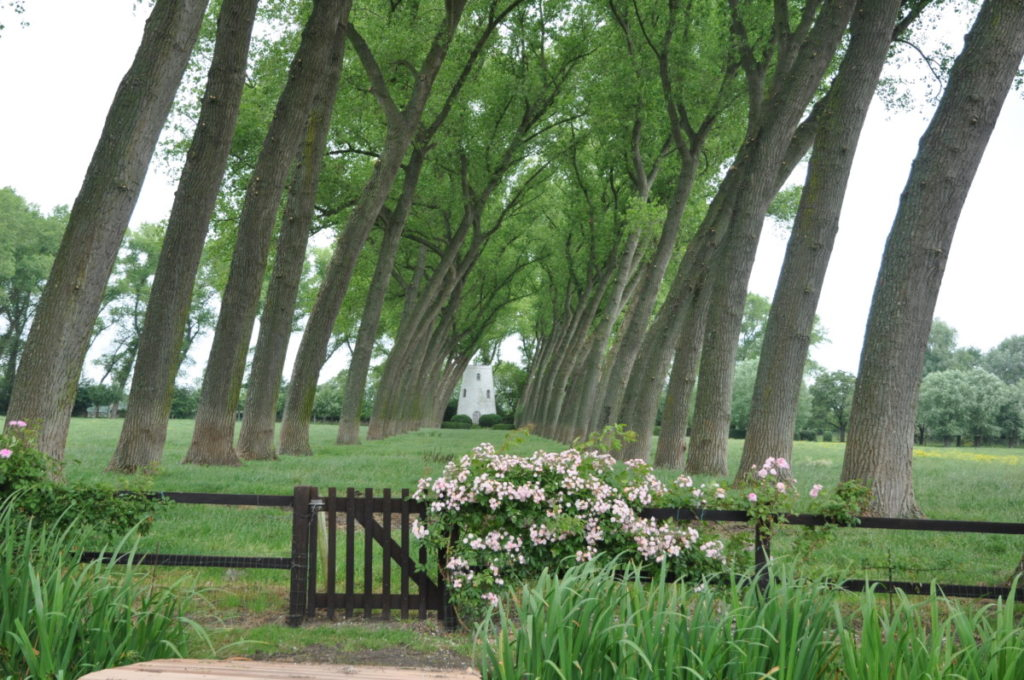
60,418,1024,659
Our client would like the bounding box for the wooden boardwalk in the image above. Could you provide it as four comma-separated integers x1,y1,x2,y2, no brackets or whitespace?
80,659,481,680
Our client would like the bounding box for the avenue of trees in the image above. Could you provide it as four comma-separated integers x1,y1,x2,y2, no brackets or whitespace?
4,0,1024,517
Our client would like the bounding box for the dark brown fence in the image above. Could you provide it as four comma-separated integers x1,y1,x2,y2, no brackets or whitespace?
82,489,1023,628
641,507,1024,600
81,486,450,627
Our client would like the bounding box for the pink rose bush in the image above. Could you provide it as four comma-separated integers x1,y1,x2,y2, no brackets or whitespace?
413,443,727,618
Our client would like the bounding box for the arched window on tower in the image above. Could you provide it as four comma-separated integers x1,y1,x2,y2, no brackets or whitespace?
477,373,481,381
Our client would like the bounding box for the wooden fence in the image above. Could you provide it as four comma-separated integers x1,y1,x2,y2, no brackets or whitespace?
641,507,1024,600
81,487,450,627
83,488,1023,628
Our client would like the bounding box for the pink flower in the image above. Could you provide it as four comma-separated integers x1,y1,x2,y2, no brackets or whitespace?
6,420,26,428
747,492,757,502
777,458,790,470
756,468,768,479
0,448,11,459
809,484,823,498
775,482,786,493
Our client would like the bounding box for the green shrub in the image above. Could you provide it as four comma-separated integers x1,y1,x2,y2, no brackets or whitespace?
450,414,473,425
823,431,834,442
0,421,158,538
441,421,472,430
0,495,206,679
797,429,817,441
413,444,727,621
477,413,502,428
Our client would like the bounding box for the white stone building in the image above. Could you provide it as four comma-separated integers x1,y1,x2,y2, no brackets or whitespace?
456,364,496,424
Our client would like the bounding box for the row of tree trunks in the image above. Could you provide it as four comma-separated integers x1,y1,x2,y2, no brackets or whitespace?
614,84,821,465
8,0,208,462
109,0,260,473
683,0,859,475
842,0,1024,517
184,0,349,465
236,6,351,462
736,0,905,481
335,149,426,445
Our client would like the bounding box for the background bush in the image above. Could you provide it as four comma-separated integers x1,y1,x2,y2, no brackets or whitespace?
477,413,502,428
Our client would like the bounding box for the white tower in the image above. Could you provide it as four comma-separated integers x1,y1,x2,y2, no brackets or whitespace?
457,364,496,424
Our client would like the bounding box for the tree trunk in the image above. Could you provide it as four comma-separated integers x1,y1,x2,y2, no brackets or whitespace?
685,0,857,476
737,0,902,481
184,0,347,465
653,283,711,468
109,0,259,473
336,150,424,445
842,0,1024,517
596,151,700,428
7,0,207,462
236,9,350,461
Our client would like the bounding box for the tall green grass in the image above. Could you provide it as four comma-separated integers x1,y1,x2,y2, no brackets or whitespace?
0,495,208,679
476,560,1024,680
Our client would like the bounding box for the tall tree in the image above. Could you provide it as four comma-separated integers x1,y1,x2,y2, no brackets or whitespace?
184,0,348,465
6,0,208,460
737,0,909,479
109,0,261,473
236,3,351,461
842,0,1024,516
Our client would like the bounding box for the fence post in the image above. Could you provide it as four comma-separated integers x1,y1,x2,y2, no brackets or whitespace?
440,526,456,630
288,485,317,626
754,519,771,592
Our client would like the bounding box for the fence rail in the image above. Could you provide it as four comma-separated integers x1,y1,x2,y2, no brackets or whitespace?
641,507,1024,601
79,489,1023,628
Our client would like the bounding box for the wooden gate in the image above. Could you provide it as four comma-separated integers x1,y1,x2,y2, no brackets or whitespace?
300,487,452,627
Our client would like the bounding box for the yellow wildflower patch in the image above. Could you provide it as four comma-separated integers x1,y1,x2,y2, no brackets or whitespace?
912,448,1020,465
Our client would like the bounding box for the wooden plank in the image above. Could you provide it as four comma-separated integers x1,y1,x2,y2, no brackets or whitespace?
150,492,294,507
80,553,291,570
345,487,356,619
363,488,374,618
80,659,480,680
381,488,392,620
327,488,337,620
400,490,411,619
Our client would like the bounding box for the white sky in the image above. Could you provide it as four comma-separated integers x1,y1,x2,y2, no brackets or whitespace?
1,1,1022,378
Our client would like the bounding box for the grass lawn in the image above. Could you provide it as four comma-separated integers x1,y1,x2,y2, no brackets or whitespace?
61,419,1024,662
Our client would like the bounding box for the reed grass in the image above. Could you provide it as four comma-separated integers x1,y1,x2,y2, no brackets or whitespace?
0,494,206,680
476,561,1024,679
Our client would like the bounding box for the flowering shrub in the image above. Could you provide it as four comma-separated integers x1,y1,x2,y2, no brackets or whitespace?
413,444,726,619
0,420,157,537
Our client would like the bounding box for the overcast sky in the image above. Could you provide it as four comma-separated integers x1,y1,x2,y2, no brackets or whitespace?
1,1,1022,379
